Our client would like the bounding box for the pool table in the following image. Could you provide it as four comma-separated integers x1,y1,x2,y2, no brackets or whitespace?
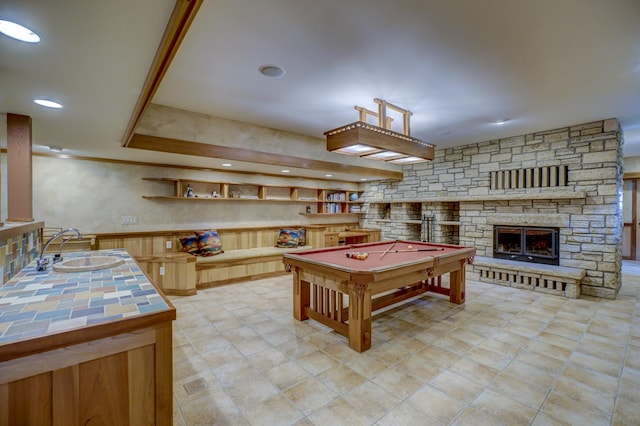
283,240,475,352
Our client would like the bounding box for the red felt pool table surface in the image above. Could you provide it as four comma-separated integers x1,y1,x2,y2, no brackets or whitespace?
286,240,466,272
283,240,476,352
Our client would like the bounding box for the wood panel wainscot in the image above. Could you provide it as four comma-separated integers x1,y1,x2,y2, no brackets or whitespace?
0,249,175,425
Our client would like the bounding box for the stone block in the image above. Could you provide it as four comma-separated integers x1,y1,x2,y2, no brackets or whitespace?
564,283,580,298
603,119,619,133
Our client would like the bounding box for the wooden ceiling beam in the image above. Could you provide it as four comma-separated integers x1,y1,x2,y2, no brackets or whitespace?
128,133,403,180
121,0,203,147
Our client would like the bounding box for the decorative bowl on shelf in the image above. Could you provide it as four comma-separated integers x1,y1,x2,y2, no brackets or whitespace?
349,193,359,201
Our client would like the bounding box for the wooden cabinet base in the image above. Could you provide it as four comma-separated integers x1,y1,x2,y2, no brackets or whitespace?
135,253,197,296
0,323,173,426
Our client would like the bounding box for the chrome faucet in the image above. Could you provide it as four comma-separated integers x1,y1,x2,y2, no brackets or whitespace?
37,228,83,271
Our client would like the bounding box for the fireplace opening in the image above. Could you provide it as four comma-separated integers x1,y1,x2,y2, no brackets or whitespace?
494,225,559,265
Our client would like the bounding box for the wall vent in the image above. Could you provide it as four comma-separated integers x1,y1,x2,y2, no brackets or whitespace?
490,165,568,190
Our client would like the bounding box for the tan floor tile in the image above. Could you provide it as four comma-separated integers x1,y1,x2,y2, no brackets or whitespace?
276,337,318,359
429,369,484,402
541,390,611,425
618,366,640,405
526,340,573,361
407,384,466,424
343,381,401,421
378,401,442,426
489,372,548,409
465,346,514,370
225,375,280,411
265,360,311,390
552,374,615,416
168,269,640,425
179,393,247,426
416,344,461,369
320,341,364,364
306,397,372,426
471,388,538,425
448,358,499,386
246,346,290,372
491,329,531,348
316,364,367,394
395,353,443,382
367,340,412,363
612,397,640,426
536,331,579,350
530,411,572,426
345,352,392,379
243,393,303,426
371,365,425,399
453,406,512,426
502,359,557,389
514,349,565,376
561,363,619,396
432,334,476,355
201,344,245,371
284,376,338,415
297,350,339,375
569,350,622,377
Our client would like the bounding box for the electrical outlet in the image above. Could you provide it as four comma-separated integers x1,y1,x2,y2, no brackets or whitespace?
159,266,166,276
166,241,172,249
121,216,138,225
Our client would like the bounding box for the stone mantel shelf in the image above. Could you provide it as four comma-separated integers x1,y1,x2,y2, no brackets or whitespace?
366,189,586,204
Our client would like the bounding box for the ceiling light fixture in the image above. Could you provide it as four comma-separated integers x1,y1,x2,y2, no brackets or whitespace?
281,169,290,173
494,119,509,125
221,163,232,167
0,19,40,43
325,99,434,164
34,99,63,109
258,64,285,78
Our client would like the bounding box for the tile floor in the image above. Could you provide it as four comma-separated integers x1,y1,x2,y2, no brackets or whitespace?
169,262,640,425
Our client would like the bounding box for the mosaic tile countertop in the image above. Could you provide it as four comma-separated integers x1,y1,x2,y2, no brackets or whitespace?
0,249,172,345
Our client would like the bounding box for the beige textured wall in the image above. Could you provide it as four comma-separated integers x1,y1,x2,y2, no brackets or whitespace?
2,155,358,233
624,156,640,173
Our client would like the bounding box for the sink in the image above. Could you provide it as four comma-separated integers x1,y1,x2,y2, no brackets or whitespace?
53,256,125,272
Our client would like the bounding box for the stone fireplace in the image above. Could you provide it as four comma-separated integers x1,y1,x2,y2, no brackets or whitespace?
361,118,623,299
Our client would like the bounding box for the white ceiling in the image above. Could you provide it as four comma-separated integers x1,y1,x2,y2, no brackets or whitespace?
1,0,640,181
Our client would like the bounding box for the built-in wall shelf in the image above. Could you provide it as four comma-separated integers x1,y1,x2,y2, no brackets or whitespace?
142,177,364,215
371,219,421,224
367,189,586,204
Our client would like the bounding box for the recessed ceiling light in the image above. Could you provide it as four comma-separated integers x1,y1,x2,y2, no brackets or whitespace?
0,20,40,43
221,163,232,167
360,178,367,181
259,64,285,78
325,174,333,177
34,99,63,109
281,169,290,173
494,119,509,126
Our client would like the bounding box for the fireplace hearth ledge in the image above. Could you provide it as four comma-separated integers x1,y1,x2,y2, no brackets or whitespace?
472,256,585,299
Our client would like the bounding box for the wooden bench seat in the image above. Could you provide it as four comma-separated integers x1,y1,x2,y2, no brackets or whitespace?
95,223,367,294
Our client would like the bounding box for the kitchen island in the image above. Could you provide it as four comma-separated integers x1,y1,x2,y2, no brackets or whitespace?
0,249,176,425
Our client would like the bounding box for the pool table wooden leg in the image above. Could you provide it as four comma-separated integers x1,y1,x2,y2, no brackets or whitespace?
348,283,372,352
293,271,310,321
449,262,466,304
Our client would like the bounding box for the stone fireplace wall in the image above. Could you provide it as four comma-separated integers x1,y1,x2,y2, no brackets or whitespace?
360,119,624,299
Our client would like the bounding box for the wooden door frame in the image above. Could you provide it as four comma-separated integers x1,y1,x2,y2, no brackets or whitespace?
623,178,637,260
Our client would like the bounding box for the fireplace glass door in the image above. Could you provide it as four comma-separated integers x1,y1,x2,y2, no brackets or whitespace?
494,226,559,265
